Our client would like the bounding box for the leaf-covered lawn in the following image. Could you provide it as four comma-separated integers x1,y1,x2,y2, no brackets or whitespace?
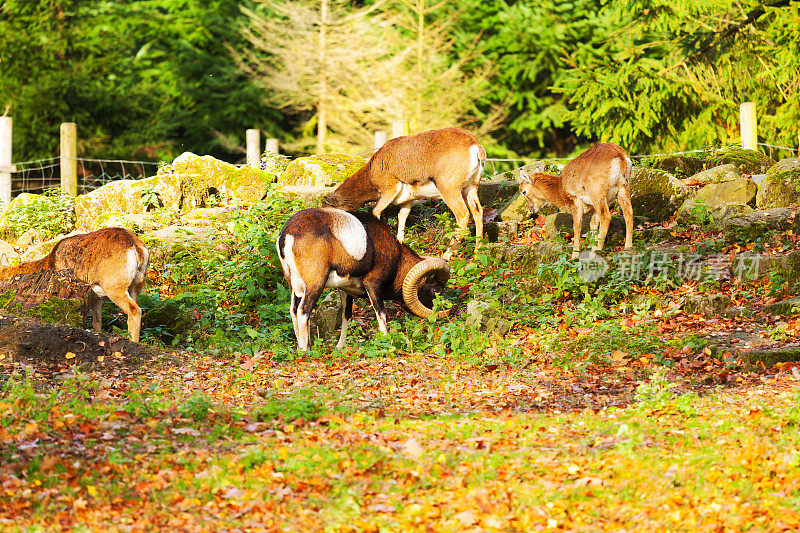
2,347,800,532
3,194,800,530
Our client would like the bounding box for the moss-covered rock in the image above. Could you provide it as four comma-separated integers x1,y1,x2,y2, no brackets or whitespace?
142,224,232,281
311,290,343,344
74,175,182,231
698,178,758,206
275,185,336,206
705,148,775,174
755,157,800,209
762,296,800,317
630,167,692,221
279,153,365,187
0,192,76,243
510,160,561,180
0,193,39,242
477,180,520,209
722,207,800,243
676,179,757,226
92,212,167,234
650,154,705,178
16,228,47,250
690,164,739,185
162,152,276,207
499,193,530,221
75,180,144,231
683,293,732,316
544,212,585,240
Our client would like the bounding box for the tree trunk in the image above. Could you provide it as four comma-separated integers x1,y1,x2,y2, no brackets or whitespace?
317,0,328,154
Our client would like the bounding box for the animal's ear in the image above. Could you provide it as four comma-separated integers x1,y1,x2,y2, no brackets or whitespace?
518,169,530,182
0,253,8,267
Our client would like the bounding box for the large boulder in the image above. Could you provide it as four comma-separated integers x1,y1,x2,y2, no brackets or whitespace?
649,154,705,179
696,178,757,206
705,148,775,174
499,193,530,221
676,179,758,226
542,212,630,246
630,167,693,221
278,153,365,187
74,175,182,231
476,180,520,209
689,164,739,185
755,157,800,209
722,207,800,243
162,152,277,207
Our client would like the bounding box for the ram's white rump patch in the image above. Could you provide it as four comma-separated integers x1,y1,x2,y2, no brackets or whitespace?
467,144,484,183
279,235,306,296
324,208,367,261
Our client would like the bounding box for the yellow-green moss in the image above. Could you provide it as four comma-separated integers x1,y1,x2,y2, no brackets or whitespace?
706,148,775,174
280,153,366,187
0,290,84,327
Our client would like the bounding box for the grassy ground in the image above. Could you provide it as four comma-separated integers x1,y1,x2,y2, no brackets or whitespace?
2,343,800,531
2,195,800,531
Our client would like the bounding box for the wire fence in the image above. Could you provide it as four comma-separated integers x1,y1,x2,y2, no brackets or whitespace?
7,142,798,198
484,142,798,176
11,156,161,197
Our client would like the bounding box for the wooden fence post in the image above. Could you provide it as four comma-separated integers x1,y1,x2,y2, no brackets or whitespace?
374,130,388,150
740,102,757,151
246,129,261,167
0,116,14,209
265,138,279,153
391,119,408,139
60,122,77,196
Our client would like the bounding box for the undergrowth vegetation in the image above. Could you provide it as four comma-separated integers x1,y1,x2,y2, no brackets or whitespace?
142,193,727,370
1,188,76,240
148,188,308,355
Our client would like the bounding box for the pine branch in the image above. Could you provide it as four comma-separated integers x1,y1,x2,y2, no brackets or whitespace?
683,0,794,66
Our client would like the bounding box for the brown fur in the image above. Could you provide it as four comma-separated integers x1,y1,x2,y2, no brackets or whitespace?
277,208,444,350
520,143,634,257
323,127,486,259
0,227,149,342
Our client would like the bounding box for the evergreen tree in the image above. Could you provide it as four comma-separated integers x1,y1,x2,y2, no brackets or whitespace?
0,0,279,162
557,0,799,154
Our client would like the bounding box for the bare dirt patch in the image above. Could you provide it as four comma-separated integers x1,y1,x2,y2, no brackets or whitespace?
0,314,181,384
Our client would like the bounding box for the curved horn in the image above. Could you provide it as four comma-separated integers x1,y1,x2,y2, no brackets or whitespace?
402,257,450,318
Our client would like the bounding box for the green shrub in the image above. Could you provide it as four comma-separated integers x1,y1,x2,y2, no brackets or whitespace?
2,188,76,240
159,186,307,355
